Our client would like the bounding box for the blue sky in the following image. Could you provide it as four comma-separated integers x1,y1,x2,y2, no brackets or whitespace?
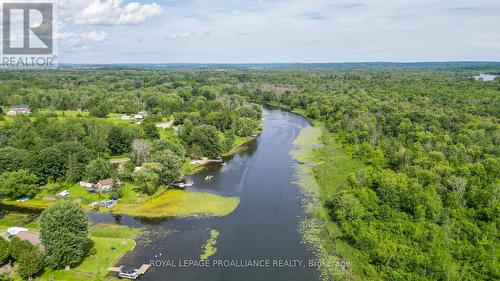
57,0,500,63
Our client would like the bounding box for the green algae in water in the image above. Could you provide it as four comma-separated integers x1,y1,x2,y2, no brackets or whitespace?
200,229,220,260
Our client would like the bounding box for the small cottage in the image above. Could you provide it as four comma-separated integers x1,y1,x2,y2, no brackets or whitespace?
80,181,93,188
7,105,31,116
95,178,113,192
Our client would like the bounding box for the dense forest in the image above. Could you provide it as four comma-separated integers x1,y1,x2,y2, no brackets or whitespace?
240,70,499,280
0,70,262,199
0,69,498,280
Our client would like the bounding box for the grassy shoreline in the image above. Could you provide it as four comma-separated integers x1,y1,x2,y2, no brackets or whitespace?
291,120,365,281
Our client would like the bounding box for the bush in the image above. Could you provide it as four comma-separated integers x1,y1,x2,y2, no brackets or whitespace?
0,238,9,265
9,237,34,260
17,248,44,279
89,105,108,118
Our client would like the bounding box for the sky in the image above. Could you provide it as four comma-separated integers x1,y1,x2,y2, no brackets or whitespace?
53,0,500,63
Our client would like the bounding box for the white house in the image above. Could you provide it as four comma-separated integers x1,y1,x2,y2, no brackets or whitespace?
80,181,93,188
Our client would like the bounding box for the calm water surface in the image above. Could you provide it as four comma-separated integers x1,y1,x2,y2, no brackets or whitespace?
89,108,320,281
473,74,498,81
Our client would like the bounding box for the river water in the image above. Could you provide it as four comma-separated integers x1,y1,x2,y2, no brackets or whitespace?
90,108,320,281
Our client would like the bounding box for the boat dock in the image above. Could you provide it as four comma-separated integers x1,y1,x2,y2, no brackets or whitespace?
108,264,151,276
137,264,151,275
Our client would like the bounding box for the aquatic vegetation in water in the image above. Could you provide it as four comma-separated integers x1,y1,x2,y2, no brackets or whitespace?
291,124,352,280
200,229,220,260
112,190,240,218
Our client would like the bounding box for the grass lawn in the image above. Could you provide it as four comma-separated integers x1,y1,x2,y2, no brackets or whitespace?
90,223,143,239
119,183,158,204
37,224,142,281
222,135,255,157
0,212,40,234
1,198,54,209
38,237,133,281
182,159,204,175
1,182,130,211
158,127,177,139
1,220,141,281
112,189,240,218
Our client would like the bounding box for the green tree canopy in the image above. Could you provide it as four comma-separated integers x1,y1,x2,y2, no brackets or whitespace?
188,125,222,158
151,139,185,158
40,201,89,269
9,237,34,260
0,238,9,265
84,158,111,182
150,150,183,185
17,247,44,279
0,170,39,199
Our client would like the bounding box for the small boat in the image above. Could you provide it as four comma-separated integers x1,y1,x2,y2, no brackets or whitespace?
101,199,118,208
88,201,100,208
181,181,194,187
118,266,139,279
205,175,213,181
172,180,194,188
56,190,70,198
17,197,30,202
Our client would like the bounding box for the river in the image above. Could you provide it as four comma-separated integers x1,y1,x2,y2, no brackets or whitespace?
90,108,320,281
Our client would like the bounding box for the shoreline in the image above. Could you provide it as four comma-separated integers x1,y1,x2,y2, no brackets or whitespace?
290,120,358,280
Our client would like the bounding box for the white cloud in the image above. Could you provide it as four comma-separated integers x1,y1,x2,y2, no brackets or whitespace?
167,32,197,40
57,0,500,63
73,0,164,25
57,30,108,47
81,30,108,42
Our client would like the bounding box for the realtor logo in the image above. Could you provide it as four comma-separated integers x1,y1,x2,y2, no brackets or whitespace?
1,0,57,68
3,2,53,54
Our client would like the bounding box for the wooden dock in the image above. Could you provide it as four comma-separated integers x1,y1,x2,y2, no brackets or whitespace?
137,264,151,275
108,264,151,275
107,266,122,273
